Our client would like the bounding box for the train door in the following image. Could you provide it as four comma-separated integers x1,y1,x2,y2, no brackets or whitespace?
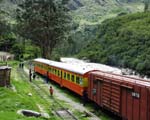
97,80,103,105
92,79,98,103
121,85,148,120
91,79,103,106
102,81,121,114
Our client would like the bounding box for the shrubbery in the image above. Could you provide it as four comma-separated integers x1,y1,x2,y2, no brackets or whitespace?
78,12,150,76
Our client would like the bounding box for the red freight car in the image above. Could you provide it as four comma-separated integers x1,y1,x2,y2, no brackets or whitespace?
88,71,150,120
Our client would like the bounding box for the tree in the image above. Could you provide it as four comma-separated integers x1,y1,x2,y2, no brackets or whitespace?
0,0,14,52
17,0,70,59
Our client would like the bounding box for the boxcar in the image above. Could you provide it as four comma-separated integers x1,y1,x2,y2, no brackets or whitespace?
33,58,96,96
88,71,150,120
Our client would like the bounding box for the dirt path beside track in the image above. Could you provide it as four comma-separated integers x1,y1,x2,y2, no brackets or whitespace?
24,67,101,120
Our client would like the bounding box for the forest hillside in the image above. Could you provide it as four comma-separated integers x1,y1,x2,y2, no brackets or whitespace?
78,12,150,76
0,0,149,76
54,0,144,56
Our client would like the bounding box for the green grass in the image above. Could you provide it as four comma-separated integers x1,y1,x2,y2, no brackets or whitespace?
0,87,44,120
0,61,59,120
0,61,111,120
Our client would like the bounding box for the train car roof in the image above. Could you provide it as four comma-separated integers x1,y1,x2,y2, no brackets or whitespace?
60,57,122,74
33,58,97,75
91,71,150,87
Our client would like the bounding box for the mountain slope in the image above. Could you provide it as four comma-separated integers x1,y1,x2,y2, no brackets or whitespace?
60,0,144,56
78,12,150,76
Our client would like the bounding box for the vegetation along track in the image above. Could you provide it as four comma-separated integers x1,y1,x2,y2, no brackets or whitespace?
17,67,78,120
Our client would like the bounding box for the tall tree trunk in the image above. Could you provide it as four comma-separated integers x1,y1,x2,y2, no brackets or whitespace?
41,46,47,58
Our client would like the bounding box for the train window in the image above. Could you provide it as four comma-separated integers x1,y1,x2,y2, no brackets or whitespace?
48,67,51,72
76,76,80,84
46,66,48,71
55,69,58,75
67,73,70,80
55,69,57,75
53,68,55,74
57,70,60,76
76,76,82,85
63,72,66,79
53,69,55,74
60,71,62,77
57,70,59,76
71,75,74,82
79,77,83,85
58,70,61,77
92,88,97,95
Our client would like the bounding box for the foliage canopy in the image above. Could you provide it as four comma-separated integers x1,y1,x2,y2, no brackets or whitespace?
78,12,150,76
17,0,70,59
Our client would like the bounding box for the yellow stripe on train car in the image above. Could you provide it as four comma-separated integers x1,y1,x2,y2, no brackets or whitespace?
83,78,88,87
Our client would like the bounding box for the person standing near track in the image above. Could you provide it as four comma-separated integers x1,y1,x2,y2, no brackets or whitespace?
49,86,53,96
32,72,36,79
29,68,32,82
82,90,88,106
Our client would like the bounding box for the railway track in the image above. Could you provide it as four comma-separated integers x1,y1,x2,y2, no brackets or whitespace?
17,67,78,120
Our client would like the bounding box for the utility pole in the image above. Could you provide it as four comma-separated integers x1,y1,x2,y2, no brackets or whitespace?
29,63,32,82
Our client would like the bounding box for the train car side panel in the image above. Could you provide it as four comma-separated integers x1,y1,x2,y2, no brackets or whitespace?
140,87,147,120
34,59,150,120
88,73,121,114
87,74,103,106
102,81,111,109
126,86,133,120
62,79,84,95
132,86,140,120
87,73,93,102
34,63,47,76
121,86,127,119
97,80,102,105
148,89,150,120
50,74,61,84
121,84,150,120
111,83,120,113
93,79,98,103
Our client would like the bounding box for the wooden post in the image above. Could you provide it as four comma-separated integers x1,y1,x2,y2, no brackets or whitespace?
29,68,32,82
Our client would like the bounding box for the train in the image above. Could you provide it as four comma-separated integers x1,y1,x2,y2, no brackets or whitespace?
33,58,150,120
